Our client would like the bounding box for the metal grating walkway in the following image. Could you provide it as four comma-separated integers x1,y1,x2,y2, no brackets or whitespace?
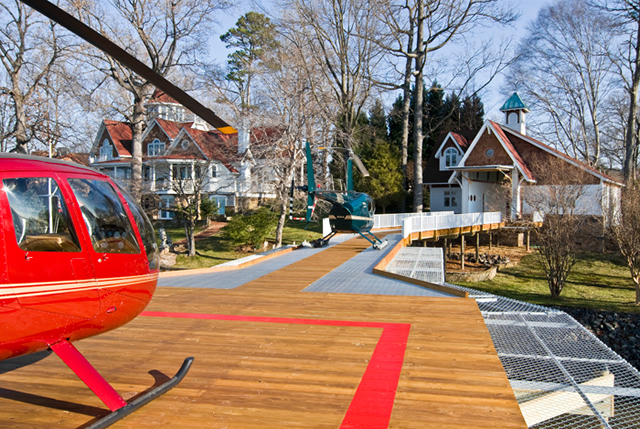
385,247,445,284
303,234,452,297
385,248,640,428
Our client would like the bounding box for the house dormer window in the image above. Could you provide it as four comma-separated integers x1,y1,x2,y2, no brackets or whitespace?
99,139,112,162
440,147,459,169
148,139,165,157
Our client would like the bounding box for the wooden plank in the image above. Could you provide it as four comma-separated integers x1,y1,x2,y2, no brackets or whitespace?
372,268,469,298
0,232,525,429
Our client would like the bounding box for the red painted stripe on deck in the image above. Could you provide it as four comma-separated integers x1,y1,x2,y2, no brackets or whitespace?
142,311,411,429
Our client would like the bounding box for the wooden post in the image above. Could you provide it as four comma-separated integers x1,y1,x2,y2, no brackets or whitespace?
476,234,480,261
444,238,448,259
424,240,427,247
489,232,492,250
526,230,530,252
461,235,465,270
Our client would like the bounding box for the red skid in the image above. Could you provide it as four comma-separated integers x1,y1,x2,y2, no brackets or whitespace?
50,340,127,411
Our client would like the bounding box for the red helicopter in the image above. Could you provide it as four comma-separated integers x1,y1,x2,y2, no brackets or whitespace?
0,154,191,425
1,0,238,426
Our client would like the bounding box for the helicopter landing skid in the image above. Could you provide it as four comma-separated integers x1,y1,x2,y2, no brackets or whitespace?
359,231,388,250
302,231,337,248
50,340,193,429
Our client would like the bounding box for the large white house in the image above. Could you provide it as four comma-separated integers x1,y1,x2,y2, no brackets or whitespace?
89,91,277,217
423,93,623,220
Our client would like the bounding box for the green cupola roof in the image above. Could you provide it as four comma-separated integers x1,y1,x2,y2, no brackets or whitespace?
500,93,530,112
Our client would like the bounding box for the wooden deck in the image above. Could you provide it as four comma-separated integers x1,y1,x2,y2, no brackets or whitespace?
0,235,527,428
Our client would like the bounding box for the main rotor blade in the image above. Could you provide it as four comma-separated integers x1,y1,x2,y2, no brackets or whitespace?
351,153,369,177
20,0,237,134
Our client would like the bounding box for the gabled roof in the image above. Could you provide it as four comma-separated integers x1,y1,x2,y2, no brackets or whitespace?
180,127,240,173
434,129,478,159
153,117,191,140
498,124,622,186
500,93,530,112
103,120,132,157
488,121,534,181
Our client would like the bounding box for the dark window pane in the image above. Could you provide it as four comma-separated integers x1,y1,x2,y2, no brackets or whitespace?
68,178,140,254
3,177,80,252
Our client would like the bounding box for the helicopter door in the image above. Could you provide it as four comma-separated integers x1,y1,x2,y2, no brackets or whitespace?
0,175,99,320
66,178,147,301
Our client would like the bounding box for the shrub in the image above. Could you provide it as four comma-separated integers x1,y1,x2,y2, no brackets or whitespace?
221,208,278,251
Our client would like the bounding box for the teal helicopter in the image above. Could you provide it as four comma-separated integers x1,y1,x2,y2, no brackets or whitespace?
294,142,388,250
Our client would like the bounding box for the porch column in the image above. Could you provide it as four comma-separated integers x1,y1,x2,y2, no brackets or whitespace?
461,235,465,270
511,168,519,221
476,234,480,261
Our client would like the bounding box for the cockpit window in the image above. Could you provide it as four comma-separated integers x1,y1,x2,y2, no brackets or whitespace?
115,183,159,270
2,177,81,252
68,178,140,254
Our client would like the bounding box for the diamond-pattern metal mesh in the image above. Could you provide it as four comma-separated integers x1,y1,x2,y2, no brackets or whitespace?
385,248,640,428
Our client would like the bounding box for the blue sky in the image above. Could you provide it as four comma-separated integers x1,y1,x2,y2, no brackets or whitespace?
208,1,555,119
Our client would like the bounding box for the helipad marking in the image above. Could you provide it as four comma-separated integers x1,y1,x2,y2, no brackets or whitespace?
142,311,411,429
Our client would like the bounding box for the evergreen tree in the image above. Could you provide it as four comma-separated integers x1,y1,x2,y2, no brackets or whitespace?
220,12,278,111
355,140,403,213
459,94,484,130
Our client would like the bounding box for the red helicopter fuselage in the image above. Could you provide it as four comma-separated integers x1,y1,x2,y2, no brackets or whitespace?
0,154,159,362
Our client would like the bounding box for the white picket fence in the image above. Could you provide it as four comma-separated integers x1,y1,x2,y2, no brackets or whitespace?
402,211,502,238
321,211,500,237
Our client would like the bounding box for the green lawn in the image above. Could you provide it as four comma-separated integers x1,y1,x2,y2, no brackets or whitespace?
455,252,640,314
158,220,323,270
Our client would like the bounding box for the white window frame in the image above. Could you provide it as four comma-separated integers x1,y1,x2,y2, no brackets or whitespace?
148,138,165,157
99,139,112,162
442,147,458,169
444,190,458,207
158,195,175,220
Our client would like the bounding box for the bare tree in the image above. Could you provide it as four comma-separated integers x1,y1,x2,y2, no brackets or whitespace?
509,0,616,167
609,182,640,305
253,35,330,247
0,0,69,153
523,157,594,297
370,0,516,212
594,0,640,181
151,160,230,257
74,0,231,194
277,0,385,181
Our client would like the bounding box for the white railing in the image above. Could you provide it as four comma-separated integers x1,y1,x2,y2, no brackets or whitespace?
402,211,502,238
321,211,472,237
372,211,454,229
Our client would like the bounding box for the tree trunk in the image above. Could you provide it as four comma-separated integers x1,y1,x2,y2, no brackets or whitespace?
412,0,425,213
11,88,29,153
131,96,146,198
399,35,413,213
623,18,640,182
275,189,288,248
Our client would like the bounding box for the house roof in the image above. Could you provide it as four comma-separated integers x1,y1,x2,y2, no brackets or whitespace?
500,93,530,112
424,131,478,185
488,121,535,181
103,120,133,157
148,89,179,104
154,117,191,140
498,124,622,185
424,119,623,187
182,127,240,173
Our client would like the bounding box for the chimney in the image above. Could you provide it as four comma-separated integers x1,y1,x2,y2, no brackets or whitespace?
238,124,250,154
